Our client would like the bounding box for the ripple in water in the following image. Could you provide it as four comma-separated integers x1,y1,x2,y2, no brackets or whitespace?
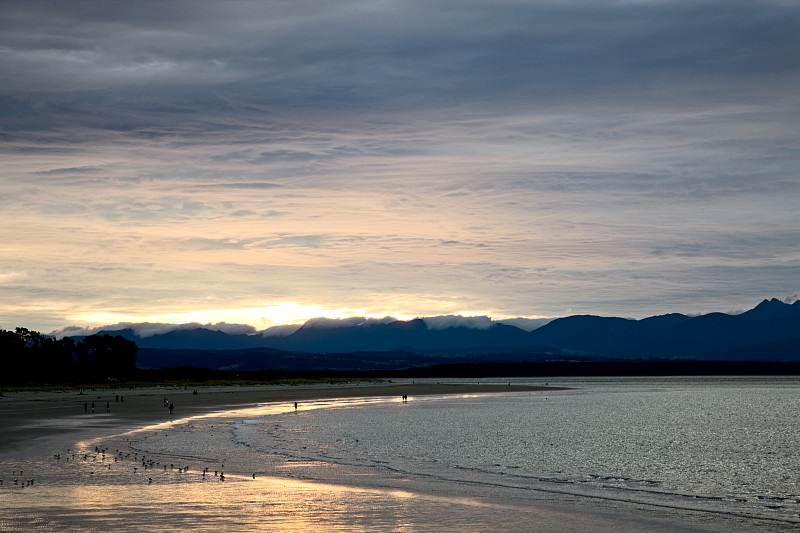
231,378,800,523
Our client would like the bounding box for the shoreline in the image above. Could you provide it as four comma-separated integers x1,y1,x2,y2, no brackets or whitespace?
0,381,556,457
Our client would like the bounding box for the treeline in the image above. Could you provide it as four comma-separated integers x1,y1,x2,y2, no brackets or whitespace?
0,328,137,385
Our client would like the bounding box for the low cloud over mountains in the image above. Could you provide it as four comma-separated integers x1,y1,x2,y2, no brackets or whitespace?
61,299,800,371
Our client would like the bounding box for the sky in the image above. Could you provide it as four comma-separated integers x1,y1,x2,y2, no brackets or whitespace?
1,0,799,334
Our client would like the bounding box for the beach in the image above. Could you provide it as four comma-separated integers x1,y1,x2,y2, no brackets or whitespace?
0,381,789,532
0,382,550,456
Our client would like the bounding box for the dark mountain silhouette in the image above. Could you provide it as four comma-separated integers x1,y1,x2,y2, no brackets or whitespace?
525,299,800,359
264,319,538,354
83,299,800,370
96,319,550,355
740,297,800,320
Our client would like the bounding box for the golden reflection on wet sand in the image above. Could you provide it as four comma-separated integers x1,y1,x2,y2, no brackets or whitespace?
2,471,724,533
3,473,536,532
0,472,650,533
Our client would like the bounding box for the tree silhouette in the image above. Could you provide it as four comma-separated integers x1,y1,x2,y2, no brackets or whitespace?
81,334,138,381
0,328,138,385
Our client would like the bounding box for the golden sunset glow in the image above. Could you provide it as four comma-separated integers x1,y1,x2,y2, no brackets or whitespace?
71,304,414,330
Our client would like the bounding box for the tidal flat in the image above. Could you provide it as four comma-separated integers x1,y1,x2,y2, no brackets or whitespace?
1,378,796,532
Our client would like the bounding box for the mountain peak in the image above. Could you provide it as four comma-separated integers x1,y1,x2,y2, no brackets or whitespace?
739,298,800,321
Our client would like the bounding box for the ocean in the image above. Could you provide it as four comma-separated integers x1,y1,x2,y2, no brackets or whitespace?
1,377,798,532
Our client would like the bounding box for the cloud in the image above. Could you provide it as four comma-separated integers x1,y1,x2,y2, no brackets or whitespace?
176,238,255,251
34,166,104,175
299,316,398,330
230,209,257,217
2,1,797,127
254,235,324,249
51,314,556,340
196,182,283,190
1,1,798,332
423,315,495,330
254,150,326,164
51,321,258,339
48,314,563,343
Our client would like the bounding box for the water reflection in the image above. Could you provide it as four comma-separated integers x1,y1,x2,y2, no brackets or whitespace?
5,476,427,532
1,475,728,533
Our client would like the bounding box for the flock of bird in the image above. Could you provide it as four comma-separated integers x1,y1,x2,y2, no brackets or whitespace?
0,442,248,488
0,469,34,487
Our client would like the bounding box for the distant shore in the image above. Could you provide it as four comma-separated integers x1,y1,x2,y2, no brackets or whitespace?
0,381,556,456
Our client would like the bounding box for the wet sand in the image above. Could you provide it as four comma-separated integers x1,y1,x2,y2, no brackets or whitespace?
0,382,780,532
0,382,550,455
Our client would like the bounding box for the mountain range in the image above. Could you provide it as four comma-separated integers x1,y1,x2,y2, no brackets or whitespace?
77,298,800,371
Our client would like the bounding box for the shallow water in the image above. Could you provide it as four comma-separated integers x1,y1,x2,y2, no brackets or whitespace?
1,377,798,532
225,377,800,524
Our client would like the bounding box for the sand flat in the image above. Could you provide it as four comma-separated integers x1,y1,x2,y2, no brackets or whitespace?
0,382,551,455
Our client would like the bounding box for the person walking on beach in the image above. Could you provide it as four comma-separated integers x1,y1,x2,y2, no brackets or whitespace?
106,402,110,413
91,402,95,413
169,402,174,415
